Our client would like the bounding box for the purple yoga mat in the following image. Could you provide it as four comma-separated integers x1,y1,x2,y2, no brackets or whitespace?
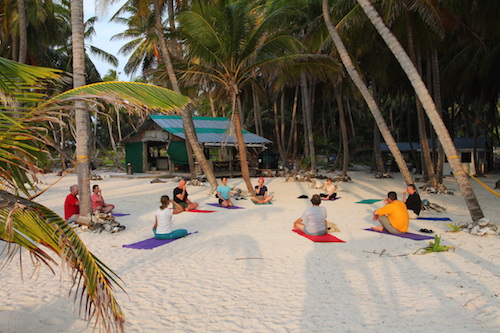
123,231,197,250
207,203,244,209
113,213,130,217
363,228,434,241
321,197,341,201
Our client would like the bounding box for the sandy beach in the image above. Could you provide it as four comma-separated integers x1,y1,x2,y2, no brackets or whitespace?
1,170,499,332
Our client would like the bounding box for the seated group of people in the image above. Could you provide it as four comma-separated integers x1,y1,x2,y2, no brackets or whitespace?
65,177,422,240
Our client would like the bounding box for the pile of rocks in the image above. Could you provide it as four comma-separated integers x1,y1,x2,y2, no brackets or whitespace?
285,170,317,183
374,172,393,179
92,212,126,233
420,183,454,195
460,218,498,236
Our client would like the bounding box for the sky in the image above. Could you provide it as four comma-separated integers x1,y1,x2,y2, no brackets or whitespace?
83,0,129,80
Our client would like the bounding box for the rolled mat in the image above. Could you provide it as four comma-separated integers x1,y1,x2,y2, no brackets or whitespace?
188,209,215,213
292,229,345,242
414,217,452,221
322,197,341,201
123,231,197,250
113,213,130,217
363,228,434,240
207,203,244,209
355,199,381,204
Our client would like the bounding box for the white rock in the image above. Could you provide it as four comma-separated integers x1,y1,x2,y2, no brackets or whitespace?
470,225,480,234
478,217,491,227
486,229,497,235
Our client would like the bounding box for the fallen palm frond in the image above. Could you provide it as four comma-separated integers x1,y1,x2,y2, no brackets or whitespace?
414,234,454,255
0,190,125,332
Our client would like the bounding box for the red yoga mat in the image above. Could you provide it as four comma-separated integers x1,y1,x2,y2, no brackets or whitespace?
189,209,215,213
292,229,345,242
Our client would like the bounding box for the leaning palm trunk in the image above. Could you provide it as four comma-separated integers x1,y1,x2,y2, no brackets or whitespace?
17,0,27,64
322,0,413,185
232,90,254,195
334,82,349,178
153,0,216,186
356,0,484,221
71,0,92,217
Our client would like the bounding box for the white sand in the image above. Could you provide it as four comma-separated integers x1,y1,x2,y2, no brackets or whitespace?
1,170,499,332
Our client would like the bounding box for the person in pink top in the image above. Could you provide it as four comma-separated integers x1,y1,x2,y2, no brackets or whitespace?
91,184,115,214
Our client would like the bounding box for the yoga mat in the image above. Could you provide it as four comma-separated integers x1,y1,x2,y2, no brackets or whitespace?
113,213,130,217
123,231,197,250
355,199,382,204
188,209,215,213
252,201,273,205
322,197,341,201
292,229,345,243
363,228,434,240
207,203,244,209
414,217,452,221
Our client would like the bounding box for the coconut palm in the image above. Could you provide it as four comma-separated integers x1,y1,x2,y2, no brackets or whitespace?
355,0,484,221
0,56,190,331
178,0,304,192
322,0,413,185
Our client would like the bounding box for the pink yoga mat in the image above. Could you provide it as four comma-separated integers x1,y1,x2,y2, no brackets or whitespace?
292,229,345,242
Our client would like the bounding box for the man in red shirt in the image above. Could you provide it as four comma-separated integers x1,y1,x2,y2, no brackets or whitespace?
64,184,80,224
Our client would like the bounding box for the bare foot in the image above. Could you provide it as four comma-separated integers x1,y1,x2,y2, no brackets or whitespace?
372,226,384,232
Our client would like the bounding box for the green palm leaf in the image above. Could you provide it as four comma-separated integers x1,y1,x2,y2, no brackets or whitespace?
0,191,125,332
39,81,190,113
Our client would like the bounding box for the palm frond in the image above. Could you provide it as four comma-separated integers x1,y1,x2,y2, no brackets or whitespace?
0,190,125,332
38,81,190,114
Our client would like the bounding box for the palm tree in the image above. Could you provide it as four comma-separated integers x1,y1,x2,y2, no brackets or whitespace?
178,0,303,193
356,0,484,221
322,0,413,185
0,56,191,331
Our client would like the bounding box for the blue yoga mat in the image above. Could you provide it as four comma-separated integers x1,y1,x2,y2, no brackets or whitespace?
113,213,130,217
363,228,434,241
123,231,197,250
415,217,452,221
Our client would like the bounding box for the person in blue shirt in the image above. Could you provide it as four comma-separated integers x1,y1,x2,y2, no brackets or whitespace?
216,177,233,207
251,177,274,204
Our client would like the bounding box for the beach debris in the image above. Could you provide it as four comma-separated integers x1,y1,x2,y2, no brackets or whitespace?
464,217,499,236
331,175,352,182
284,170,317,182
374,172,393,179
422,199,446,212
327,221,340,233
420,183,453,195
495,179,500,189
90,174,103,181
91,211,126,234
414,234,454,254
309,180,324,189
150,178,168,183
196,174,207,182
187,179,204,186
231,187,251,199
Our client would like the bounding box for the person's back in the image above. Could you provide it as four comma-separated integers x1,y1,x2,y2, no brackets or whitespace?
406,192,421,215
156,205,174,234
302,206,327,234
377,200,409,232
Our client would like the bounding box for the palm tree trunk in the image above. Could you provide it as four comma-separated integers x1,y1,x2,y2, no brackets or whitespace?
71,0,91,216
286,86,299,169
17,0,27,64
373,121,385,173
153,0,216,186
322,0,413,185
300,72,316,172
357,0,484,221
232,91,254,194
273,98,285,163
334,82,349,178
431,48,444,182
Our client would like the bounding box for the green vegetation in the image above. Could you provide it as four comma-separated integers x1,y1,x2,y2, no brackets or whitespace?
414,235,454,255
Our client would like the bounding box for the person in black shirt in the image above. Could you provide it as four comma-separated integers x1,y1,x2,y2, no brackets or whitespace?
173,179,199,212
251,177,274,204
403,184,422,218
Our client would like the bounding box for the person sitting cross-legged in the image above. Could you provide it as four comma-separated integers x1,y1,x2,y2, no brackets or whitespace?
251,177,274,204
173,179,199,212
372,191,409,234
216,177,233,207
152,195,188,240
293,194,327,236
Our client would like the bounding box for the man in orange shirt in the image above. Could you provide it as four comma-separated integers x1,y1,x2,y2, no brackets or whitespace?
372,191,409,234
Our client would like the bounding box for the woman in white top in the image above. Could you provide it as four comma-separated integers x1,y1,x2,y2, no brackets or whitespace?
152,195,187,240
320,178,337,200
